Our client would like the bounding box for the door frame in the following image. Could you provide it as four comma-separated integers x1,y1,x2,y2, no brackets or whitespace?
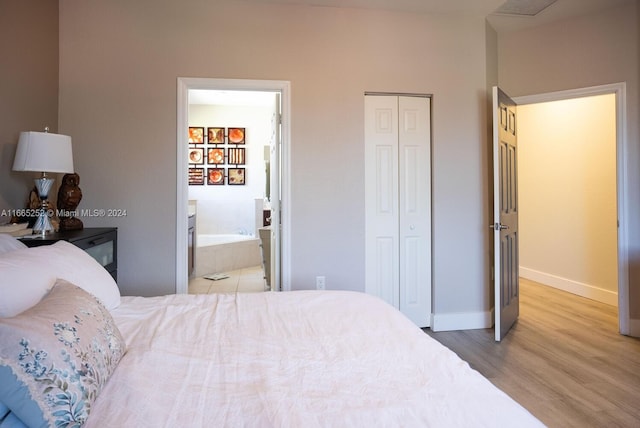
513,82,630,335
176,77,292,294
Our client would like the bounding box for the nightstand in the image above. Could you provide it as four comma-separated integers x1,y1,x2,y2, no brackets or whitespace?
19,228,118,282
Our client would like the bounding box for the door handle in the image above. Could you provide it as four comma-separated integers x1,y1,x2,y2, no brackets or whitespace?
489,223,509,231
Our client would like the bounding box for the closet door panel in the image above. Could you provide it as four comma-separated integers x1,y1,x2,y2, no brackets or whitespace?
399,96,431,327
365,95,400,308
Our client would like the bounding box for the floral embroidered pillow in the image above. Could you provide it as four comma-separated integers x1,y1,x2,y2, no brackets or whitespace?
0,280,126,427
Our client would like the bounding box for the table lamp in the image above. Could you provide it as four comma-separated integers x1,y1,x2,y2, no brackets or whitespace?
13,128,74,236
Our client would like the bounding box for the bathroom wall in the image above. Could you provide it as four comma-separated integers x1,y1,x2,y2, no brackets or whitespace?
188,103,273,236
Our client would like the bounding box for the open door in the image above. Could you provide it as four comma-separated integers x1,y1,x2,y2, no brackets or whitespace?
492,86,519,341
268,92,282,291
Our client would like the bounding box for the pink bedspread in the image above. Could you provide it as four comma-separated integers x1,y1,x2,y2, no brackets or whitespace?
87,291,544,427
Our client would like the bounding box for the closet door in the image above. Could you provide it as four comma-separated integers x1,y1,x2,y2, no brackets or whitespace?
365,95,431,327
365,96,400,308
398,96,431,327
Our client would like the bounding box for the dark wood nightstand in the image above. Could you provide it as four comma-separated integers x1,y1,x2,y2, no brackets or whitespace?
19,228,118,282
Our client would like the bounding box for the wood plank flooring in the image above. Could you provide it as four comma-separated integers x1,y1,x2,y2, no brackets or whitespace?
424,278,640,428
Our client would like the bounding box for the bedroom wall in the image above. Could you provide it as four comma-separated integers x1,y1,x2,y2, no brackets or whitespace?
0,0,59,219
57,0,494,326
497,0,640,327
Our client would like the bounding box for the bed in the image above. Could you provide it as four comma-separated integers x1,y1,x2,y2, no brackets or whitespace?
0,234,544,427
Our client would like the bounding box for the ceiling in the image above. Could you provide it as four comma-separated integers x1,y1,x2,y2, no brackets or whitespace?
239,0,631,32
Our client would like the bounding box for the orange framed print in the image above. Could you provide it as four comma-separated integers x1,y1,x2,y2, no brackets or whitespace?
208,168,225,185
228,168,245,185
189,148,204,164
207,148,224,165
228,148,245,165
228,127,245,144
207,127,224,144
188,127,204,143
189,168,204,185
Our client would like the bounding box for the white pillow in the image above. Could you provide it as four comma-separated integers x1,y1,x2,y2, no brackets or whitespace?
0,240,120,318
0,234,27,254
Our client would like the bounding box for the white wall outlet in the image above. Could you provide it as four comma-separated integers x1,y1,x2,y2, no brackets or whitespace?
315,276,326,290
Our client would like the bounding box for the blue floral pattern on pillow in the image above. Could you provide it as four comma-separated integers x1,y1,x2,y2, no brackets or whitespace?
0,280,126,428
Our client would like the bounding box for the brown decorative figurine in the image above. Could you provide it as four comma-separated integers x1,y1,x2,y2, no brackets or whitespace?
57,173,83,231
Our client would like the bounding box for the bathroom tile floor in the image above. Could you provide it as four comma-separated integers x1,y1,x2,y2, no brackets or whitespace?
188,265,268,294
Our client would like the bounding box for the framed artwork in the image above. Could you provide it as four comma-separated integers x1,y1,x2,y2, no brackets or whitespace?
228,168,245,185
228,127,245,144
188,148,204,164
228,148,245,165
188,127,204,144
207,127,224,144
188,168,204,185
208,148,225,165
207,168,225,185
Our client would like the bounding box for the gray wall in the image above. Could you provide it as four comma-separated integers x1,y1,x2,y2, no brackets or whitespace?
497,1,640,323
57,0,494,326
0,0,59,217
4,0,636,330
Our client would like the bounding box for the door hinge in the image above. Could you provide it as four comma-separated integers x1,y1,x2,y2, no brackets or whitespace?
489,223,509,231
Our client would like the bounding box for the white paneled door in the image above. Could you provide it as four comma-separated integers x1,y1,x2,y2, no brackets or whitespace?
365,95,431,327
492,86,519,341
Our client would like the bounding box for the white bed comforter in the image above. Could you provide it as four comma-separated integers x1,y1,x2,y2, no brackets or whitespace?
86,291,544,427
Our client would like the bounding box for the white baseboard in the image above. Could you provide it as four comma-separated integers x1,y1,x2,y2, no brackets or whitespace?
520,267,618,306
430,309,493,332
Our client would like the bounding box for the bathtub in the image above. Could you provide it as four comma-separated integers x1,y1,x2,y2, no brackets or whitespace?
195,234,262,276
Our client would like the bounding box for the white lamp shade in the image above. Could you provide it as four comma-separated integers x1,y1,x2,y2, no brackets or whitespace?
13,131,74,173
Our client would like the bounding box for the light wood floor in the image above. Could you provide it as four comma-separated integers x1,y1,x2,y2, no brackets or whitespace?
424,278,640,428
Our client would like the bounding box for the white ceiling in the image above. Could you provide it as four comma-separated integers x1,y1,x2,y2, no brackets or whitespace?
239,0,631,32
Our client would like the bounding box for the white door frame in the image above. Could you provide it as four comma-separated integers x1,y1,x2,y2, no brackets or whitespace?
176,77,292,294
513,82,630,335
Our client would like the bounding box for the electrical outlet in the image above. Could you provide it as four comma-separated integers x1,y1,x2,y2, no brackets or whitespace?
315,276,326,290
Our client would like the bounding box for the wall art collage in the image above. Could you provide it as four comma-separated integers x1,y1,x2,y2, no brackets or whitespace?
188,126,246,186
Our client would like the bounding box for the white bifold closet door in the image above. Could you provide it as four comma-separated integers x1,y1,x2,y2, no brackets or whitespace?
364,95,431,328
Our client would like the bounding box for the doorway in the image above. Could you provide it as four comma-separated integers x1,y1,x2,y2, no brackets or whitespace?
176,78,291,295
517,94,618,306
187,90,276,293
513,83,630,334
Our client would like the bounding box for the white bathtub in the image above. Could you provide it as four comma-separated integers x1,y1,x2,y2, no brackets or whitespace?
197,234,256,247
195,234,262,276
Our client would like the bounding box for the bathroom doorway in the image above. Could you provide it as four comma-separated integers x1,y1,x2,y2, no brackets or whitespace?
176,78,291,295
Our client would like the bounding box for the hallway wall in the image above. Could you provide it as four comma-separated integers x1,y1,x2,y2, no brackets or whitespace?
518,94,618,305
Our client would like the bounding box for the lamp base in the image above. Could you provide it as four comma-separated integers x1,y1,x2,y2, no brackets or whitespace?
32,209,54,236
32,176,55,237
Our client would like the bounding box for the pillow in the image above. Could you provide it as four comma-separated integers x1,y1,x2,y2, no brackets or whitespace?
0,280,126,427
0,411,28,427
0,235,27,255
0,240,120,318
